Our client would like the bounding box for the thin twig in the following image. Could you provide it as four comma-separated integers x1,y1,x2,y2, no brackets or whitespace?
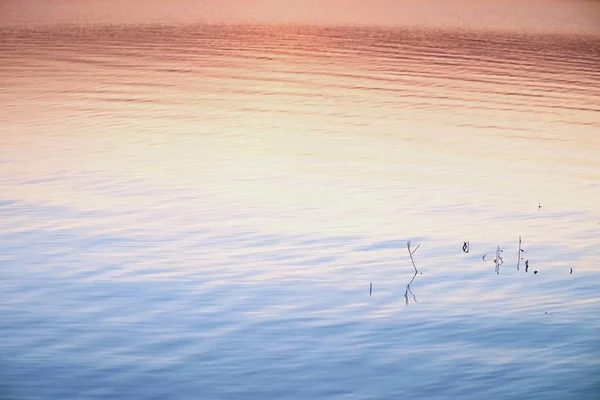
410,244,421,256
407,241,419,274
516,236,522,271
405,241,420,305
494,246,504,274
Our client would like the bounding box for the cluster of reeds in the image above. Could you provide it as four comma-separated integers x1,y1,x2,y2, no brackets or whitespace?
371,205,575,303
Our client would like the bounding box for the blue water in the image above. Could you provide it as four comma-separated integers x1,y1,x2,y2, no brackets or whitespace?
1,25,599,399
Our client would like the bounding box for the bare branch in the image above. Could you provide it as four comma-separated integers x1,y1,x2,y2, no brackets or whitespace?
407,240,419,274
405,240,420,305
494,245,504,274
410,244,421,256
516,236,522,271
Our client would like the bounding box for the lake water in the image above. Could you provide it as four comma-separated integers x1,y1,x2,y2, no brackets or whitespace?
1,24,599,399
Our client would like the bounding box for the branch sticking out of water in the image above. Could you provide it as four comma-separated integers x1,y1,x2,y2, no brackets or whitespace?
516,236,524,271
407,240,420,274
494,246,504,274
405,241,420,305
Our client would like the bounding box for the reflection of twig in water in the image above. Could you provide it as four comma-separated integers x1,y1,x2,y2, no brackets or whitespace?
404,269,418,305
405,241,420,305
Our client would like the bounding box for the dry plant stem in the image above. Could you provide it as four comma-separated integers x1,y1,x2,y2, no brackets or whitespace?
495,246,504,274
407,241,420,274
516,236,522,271
405,241,420,305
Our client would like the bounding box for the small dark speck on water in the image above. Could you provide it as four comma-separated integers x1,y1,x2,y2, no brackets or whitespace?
369,282,372,296
534,271,538,274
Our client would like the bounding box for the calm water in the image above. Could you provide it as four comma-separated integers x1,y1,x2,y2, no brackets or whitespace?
1,24,599,399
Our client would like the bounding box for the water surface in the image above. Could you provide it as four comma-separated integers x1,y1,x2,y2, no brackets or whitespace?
1,24,599,399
